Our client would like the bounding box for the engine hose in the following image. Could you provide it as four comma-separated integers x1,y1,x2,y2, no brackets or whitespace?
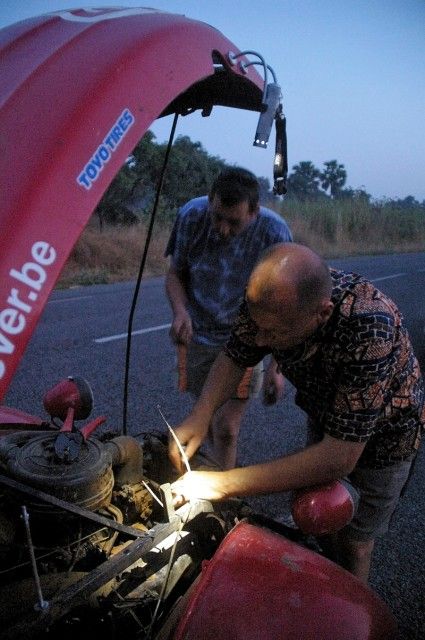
104,436,144,486
98,503,124,556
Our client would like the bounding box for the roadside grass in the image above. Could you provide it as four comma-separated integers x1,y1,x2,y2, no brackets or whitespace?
58,222,169,288
57,202,425,287
279,199,425,257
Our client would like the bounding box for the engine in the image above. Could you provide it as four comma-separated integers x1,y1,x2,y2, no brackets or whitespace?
0,380,235,639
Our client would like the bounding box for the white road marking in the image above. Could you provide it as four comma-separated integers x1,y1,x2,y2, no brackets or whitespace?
47,295,95,304
61,267,424,345
371,272,406,282
95,323,171,344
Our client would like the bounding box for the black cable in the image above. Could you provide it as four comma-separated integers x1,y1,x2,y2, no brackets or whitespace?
122,113,179,434
273,105,288,195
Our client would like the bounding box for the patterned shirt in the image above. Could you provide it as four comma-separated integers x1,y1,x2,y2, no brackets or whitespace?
165,196,292,346
225,269,424,468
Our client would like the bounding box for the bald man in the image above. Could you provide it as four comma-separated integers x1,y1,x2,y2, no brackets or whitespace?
169,243,424,583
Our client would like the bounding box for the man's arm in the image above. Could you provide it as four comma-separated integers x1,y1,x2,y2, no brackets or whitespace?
168,351,245,470
172,434,366,502
165,262,192,345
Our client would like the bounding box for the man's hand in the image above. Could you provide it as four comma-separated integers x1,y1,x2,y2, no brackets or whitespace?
263,359,285,405
168,417,209,473
171,470,227,505
170,309,193,345
169,352,245,472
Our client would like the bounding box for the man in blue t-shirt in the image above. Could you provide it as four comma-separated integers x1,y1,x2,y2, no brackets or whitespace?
165,167,292,469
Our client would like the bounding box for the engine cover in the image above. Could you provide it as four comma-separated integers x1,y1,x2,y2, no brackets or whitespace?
2,432,113,514
173,521,397,640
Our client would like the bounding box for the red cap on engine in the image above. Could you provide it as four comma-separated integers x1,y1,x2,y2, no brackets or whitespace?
291,479,360,536
43,376,93,421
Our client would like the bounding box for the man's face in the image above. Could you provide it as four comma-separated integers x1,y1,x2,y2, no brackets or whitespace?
247,302,321,350
209,195,257,239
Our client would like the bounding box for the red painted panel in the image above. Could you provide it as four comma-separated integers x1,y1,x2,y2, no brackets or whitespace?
0,405,44,427
173,522,397,640
0,8,264,399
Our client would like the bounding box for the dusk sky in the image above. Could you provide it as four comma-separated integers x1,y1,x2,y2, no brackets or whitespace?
2,1,424,201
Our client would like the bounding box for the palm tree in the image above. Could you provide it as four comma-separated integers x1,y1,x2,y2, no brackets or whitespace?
320,160,347,198
287,161,322,201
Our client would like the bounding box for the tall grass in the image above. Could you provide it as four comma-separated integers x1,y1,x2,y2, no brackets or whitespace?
57,202,425,287
278,199,425,257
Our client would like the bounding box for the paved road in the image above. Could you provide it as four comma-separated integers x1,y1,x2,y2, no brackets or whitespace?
4,251,425,639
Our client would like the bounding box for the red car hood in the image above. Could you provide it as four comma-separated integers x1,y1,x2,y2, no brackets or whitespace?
0,6,264,400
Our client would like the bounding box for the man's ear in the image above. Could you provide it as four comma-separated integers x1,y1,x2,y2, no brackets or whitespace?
317,300,334,324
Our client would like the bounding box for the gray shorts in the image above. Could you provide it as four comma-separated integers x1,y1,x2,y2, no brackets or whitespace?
343,456,415,541
185,341,263,400
305,423,415,542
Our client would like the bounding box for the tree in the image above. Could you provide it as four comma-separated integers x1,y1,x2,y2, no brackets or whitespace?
94,162,140,226
161,135,226,208
320,160,347,198
286,161,322,201
257,176,272,203
387,195,421,209
339,186,371,204
93,130,276,225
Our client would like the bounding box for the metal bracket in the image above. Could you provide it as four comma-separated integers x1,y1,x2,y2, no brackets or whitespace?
159,483,175,523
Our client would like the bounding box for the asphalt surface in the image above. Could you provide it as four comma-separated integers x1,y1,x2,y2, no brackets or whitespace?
4,251,425,639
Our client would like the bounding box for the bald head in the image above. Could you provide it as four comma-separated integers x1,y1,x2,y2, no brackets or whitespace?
247,243,332,315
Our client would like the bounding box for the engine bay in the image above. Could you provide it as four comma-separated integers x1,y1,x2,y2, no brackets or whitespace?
0,377,398,640
0,421,246,638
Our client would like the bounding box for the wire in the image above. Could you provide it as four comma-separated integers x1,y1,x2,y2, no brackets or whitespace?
242,61,278,84
157,404,191,473
122,113,179,434
229,50,268,102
